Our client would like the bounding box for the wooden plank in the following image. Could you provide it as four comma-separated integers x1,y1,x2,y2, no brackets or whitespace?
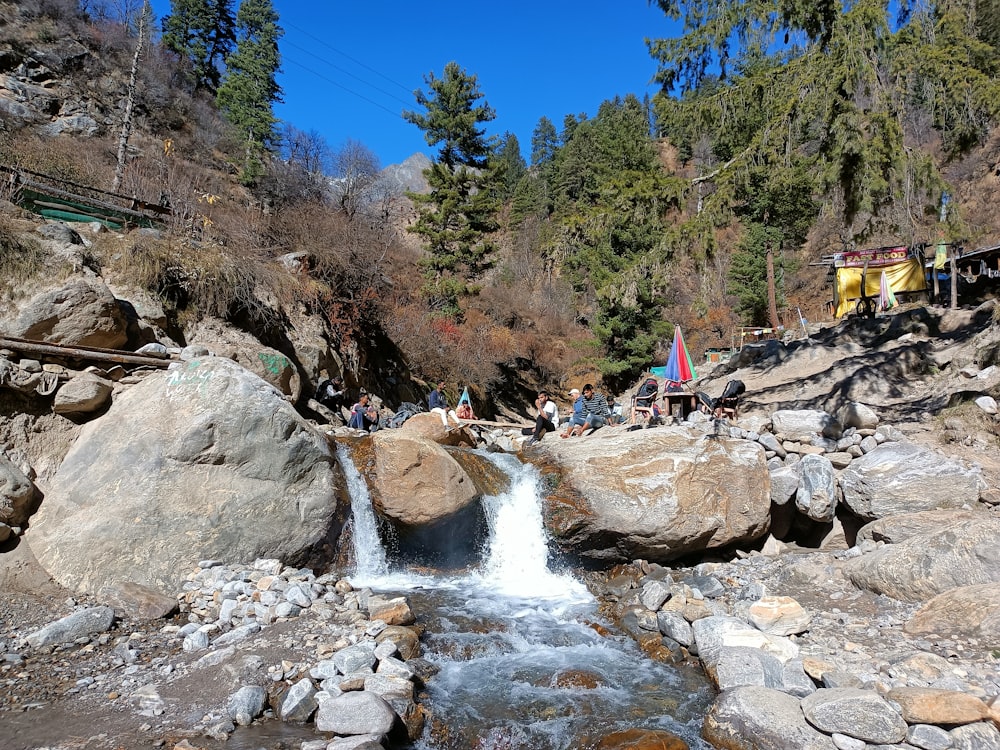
460,418,532,429
0,336,174,369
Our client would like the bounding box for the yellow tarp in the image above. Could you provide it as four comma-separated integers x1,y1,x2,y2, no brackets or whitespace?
834,259,925,317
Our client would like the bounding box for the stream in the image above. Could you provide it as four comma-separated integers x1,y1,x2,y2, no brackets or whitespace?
340,448,715,749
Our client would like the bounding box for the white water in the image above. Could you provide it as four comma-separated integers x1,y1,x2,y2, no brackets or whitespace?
335,445,713,749
335,444,389,582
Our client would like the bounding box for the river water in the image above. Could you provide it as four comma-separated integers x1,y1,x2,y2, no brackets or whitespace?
340,448,715,750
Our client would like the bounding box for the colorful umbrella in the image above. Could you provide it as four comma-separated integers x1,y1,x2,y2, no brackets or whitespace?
879,270,897,312
663,326,697,384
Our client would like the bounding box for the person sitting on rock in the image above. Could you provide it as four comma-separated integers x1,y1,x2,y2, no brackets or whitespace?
568,383,610,437
315,372,345,413
527,390,558,446
428,380,462,429
348,392,379,431
561,388,586,437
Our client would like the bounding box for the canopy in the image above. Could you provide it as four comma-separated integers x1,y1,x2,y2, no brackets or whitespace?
663,326,697,383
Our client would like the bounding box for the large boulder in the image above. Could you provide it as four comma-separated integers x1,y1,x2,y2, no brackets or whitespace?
27,357,340,596
839,442,985,520
539,427,770,562
399,412,477,447
0,277,129,349
905,583,1000,641
843,517,1000,602
771,409,842,441
368,431,478,526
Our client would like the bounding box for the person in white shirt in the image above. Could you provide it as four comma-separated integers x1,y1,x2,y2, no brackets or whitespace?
527,390,558,445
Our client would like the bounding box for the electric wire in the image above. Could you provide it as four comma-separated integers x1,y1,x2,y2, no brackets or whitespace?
282,37,413,108
284,21,413,96
283,54,406,120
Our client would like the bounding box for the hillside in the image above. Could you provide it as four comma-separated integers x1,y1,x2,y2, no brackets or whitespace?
0,2,999,416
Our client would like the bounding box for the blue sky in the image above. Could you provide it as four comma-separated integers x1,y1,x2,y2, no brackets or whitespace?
149,1,679,168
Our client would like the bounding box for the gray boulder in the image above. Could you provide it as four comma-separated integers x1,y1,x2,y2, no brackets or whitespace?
539,428,771,563
28,357,340,595
0,452,39,526
703,686,837,750
839,402,879,430
771,409,842,441
800,687,907,744
315,690,397,735
25,606,115,649
769,465,801,506
1,277,128,349
840,442,985,520
52,371,113,415
795,454,837,522
844,517,1000,602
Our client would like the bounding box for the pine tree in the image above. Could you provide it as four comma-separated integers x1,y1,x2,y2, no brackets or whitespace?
403,61,499,318
216,0,283,183
492,132,527,201
530,116,559,167
162,0,236,93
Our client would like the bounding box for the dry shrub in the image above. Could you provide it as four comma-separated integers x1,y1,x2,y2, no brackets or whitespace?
0,213,71,307
109,234,289,329
0,132,114,188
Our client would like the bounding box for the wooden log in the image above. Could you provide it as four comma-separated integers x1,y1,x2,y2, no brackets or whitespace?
459,418,533,429
0,336,174,369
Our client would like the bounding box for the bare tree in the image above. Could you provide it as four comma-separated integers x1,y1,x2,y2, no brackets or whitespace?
112,0,150,193
332,139,379,220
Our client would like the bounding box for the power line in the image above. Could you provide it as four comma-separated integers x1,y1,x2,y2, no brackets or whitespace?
282,37,412,108
284,21,414,96
282,54,406,120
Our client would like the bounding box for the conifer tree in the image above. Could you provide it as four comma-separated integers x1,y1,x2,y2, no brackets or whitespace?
216,0,283,183
530,116,559,167
492,132,527,201
162,0,236,93
403,61,499,318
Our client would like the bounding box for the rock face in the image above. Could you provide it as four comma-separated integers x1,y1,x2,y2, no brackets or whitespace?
27,357,340,595
843,517,1000,602
541,427,771,562
839,442,984,520
1,278,129,349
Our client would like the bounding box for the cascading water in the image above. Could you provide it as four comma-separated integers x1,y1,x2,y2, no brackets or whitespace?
336,444,389,582
342,448,715,750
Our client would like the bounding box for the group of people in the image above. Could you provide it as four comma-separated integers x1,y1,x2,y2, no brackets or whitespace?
317,371,699,441
524,383,622,444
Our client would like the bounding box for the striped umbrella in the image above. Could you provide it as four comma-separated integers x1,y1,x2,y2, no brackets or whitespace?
663,326,697,384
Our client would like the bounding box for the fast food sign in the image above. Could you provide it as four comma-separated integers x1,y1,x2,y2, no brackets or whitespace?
833,246,910,268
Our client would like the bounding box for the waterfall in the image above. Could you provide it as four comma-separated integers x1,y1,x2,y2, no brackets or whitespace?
477,453,589,601
335,444,388,583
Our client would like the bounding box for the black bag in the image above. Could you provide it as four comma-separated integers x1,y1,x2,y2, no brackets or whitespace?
635,378,658,406
387,401,425,429
719,380,745,401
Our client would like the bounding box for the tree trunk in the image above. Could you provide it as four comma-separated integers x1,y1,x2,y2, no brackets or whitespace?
112,3,149,193
766,244,780,330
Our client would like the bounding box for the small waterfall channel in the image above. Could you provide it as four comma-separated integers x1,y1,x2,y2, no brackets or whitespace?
341,449,715,750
